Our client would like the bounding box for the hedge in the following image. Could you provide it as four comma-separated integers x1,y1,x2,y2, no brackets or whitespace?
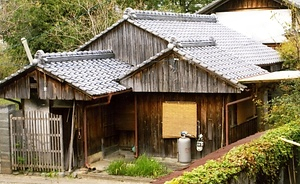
167,121,300,184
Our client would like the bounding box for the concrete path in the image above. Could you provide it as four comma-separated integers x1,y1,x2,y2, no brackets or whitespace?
0,174,150,184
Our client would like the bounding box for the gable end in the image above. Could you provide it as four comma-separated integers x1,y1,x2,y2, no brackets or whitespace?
120,53,240,93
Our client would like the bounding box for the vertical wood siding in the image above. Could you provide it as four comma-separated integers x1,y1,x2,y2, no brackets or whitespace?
0,75,30,99
74,103,85,167
216,0,285,11
85,105,116,156
136,93,226,158
111,94,135,148
121,54,239,93
0,70,92,100
84,22,168,66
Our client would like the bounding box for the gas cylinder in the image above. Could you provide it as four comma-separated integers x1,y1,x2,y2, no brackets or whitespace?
178,132,191,163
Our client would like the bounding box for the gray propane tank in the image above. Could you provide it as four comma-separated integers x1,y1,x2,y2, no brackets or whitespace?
178,131,191,163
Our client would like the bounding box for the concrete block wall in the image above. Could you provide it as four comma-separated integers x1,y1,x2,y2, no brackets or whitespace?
0,104,15,174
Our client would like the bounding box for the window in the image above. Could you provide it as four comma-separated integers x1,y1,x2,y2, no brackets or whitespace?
162,101,197,138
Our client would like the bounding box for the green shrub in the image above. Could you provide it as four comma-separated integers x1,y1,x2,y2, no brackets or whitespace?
106,154,169,178
263,79,300,127
167,121,300,184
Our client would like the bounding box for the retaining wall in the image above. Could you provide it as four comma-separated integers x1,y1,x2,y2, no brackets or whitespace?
0,104,15,174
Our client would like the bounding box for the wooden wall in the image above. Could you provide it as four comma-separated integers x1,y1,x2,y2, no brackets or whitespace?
0,73,31,99
82,22,168,66
121,53,240,93
71,95,135,166
135,92,227,159
216,0,285,11
48,91,258,166
110,93,135,149
0,70,91,101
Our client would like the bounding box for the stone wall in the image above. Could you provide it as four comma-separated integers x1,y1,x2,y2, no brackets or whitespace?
0,104,15,174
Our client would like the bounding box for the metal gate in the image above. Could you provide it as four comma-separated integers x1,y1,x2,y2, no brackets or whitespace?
10,111,64,172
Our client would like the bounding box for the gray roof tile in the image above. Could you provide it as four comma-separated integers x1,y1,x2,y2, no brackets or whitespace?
79,9,280,86
179,46,268,80
38,51,131,95
38,54,133,96
0,50,133,97
128,16,280,66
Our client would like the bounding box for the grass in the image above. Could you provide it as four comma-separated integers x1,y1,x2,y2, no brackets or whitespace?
106,154,170,178
0,98,19,105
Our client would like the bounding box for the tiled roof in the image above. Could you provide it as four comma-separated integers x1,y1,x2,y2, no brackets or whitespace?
0,50,133,97
79,9,280,82
124,9,280,66
78,9,281,89
118,9,279,86
177,46,268,82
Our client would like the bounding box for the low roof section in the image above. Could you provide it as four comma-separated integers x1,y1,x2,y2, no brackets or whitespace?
0,50,133,101
239,70,300,83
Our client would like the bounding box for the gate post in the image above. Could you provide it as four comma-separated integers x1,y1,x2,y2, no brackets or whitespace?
0,104,16,174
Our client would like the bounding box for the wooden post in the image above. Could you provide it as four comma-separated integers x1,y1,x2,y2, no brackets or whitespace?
68,101,76,172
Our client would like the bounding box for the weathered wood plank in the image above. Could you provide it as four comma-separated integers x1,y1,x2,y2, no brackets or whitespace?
84,22,167,66
136,93,231,159
121,55,239,93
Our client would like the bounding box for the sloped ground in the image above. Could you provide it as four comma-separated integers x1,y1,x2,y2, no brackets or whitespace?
152,131,265,184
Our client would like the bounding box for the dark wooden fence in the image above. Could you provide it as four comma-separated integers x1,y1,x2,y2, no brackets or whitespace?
10,111,64,172
229,116,258,144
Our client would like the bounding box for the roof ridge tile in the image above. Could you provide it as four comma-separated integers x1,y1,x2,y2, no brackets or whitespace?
34,50,115,63
123,8,217,23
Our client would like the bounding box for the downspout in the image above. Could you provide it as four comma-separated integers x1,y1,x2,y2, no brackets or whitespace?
84,94,112,168
221,97,225,148
134,94,138,158
225,96,253,146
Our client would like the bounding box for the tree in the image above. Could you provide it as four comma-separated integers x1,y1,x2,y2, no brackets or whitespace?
0,0,123,78
264,79,300,126
277,0,300,70
116,0,213,13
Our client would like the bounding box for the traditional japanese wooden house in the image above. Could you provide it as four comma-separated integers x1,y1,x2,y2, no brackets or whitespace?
0,9,282,170
77,9,281,160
